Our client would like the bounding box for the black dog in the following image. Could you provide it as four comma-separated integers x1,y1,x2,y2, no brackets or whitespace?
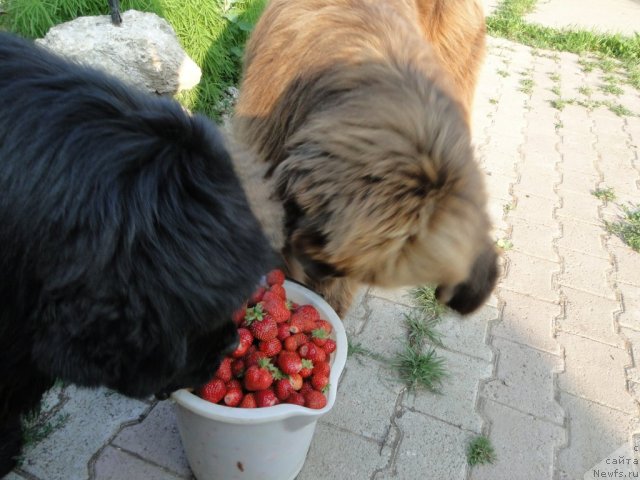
0,32,274,476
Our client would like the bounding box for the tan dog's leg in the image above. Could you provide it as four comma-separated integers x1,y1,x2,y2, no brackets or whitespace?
313,277,358,318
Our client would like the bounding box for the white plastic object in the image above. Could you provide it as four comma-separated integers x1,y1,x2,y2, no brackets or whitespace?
171,280,348,480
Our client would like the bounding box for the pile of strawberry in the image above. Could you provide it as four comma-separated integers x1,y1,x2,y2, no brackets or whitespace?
198,269,336,409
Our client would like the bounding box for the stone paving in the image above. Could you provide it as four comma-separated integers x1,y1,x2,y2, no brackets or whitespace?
526,0,640,37
6,10,640,480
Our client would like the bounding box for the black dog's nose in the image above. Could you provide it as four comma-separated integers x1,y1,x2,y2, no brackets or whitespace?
221,328,240,357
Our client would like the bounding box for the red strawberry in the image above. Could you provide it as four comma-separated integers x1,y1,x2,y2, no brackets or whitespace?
200,378,226,404
226,379,242,390
249,286,266,305
231,358,245,378
275,378,294,401
277,351,302,375
287,391,305,406
312,361,331,378
259,338,282,357
224,388,243,407
277,323,292,341
245,349,268,368
294,305,320,323
311,373,329,392
239,393,257,408
298,342,318,360
323,338,337,355
214,357,233,383
232,305,246,326
288,372,303,391
269,283,287,300
299,359,314,378
231,328,253,358
266,269,286,286
313,348,327,364
311,328,329,347
288,315,305,334
244,360,274,391
300,381,314,396
284,333,308,351
288,314,316,334
304,390,327,409
315,319,332,333
255,388,279,407
261,295,290,323
249,316,278,341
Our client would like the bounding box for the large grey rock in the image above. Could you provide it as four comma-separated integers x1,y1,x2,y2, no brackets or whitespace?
36,10,201,95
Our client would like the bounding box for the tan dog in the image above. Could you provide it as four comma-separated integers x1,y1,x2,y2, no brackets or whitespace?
233,0,497,316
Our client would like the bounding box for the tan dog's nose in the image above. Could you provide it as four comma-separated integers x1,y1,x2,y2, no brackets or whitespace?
436,244,499,315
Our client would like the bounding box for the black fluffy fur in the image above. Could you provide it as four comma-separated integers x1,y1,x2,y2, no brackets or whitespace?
108,0,122,25
0,32,274,475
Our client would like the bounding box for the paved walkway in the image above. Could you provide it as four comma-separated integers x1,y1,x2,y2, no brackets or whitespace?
526,0,640,36
7,6,640,480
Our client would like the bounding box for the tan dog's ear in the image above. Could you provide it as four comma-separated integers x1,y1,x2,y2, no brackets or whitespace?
436,243,499,315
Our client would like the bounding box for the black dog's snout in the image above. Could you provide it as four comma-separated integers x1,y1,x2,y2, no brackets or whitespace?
221,328,240,357
155,391,170,400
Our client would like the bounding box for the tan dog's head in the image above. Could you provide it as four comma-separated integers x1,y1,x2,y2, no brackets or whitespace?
271,61,498,315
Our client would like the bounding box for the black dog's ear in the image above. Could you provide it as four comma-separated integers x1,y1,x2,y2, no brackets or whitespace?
436,243,499,315
108,0,122,26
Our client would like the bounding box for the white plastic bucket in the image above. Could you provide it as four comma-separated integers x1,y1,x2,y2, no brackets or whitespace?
171,281,348,480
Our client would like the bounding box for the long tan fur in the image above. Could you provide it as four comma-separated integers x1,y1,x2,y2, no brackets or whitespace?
232,0,497,316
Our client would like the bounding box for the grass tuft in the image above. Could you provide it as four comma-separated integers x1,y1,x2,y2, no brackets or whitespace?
411,285,447,319
591,187,616,202
21,411,70,448
467,436,497,466
392,345,447,392
403,311,443,347
519,77,534,94
606,204,640,252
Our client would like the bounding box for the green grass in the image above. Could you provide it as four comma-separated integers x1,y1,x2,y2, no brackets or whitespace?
2,0,267,120
347,339,387,363
607,102,633,116
578,86,593,96
592,187,616,202
347,339,369,358
392,345,447,392
467,436,497,466
606,204,640,252
496,238,513,251
600,83,624,96
403,311,443,347
21,411,70,449
519,77,534,95
411,285,447,319
497,69,510,77
550,98,569,110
